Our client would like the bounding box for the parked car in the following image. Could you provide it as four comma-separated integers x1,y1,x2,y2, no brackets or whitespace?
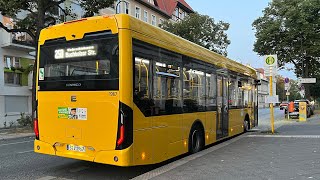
295,99,314,115
280,101,288,110
289,100,313,118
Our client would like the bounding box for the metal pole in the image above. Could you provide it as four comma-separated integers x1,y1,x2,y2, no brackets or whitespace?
287,92,289,120
270,76,275,134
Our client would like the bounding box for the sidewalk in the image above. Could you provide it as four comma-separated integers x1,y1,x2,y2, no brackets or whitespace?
135,112,320,180
0,127,34,140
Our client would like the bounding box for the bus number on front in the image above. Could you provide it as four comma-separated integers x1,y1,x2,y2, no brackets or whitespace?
109,92,117,96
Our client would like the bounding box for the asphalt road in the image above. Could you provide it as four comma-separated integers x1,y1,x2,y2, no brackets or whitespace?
0,108,314,180
0,136,159,180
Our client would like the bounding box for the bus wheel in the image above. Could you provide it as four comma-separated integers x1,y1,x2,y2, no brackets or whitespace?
189,125,204,154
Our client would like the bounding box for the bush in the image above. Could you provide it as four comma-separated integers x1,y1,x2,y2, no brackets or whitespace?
17,113,33,127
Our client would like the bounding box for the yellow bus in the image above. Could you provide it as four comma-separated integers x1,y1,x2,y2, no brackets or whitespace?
34,14,258,166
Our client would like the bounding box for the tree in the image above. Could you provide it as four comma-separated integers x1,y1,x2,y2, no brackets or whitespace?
160,12,230,56
0,0,114,118
252,0,320,99
289,80,302,101
276,76,285,101
276,76,301,102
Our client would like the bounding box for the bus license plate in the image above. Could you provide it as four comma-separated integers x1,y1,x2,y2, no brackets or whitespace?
67,144,86,152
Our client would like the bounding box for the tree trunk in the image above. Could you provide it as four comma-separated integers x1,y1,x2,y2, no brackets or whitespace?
304,57,311,99
32,0,45,119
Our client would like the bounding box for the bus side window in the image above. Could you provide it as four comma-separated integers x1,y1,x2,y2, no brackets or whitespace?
183,61,206,113
153,60,182,115
228,77,238,108
206,72,217,111
134,57,153,116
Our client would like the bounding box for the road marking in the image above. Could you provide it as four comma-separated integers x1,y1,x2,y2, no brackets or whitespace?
36,176,56,180
69,166,89,173
131,134,246,180
247,135,320,138
0,140,33,147
17,150,34,154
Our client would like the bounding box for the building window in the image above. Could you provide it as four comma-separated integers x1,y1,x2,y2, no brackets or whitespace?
144,11,148,22
14,57,20,67
116,0,129,14
135,6,141,19
151,14,156,26
159,18,164,25
148,0,155,5
4,56,20,68
175,8,179,17
4,72,21,85
125,1,129,14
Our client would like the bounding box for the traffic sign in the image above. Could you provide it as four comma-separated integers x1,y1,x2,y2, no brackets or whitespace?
265,70,277,77
298,78,316,84
264,55,278,77
284,77,289,83
286,92,290,96
285,83,290,90
264,55,278,67
265,95,279,103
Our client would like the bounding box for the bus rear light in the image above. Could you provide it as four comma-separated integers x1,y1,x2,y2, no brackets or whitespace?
34,118,39,140
117,125,125,146
115,102,133,150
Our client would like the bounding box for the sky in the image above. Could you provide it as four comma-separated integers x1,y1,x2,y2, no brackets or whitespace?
186,0,297,79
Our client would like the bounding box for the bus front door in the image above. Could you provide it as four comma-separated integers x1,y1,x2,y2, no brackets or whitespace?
217,75,229,139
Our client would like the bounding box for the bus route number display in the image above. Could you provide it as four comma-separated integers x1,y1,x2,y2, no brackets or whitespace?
54,45,97,59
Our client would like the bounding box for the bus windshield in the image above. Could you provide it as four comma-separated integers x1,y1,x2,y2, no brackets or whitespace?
38,34,119,91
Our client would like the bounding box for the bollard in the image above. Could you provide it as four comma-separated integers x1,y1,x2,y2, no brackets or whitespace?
299,102,307,121
287,102,294,119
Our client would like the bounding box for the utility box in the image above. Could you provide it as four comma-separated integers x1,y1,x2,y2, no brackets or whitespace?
299,102,307,121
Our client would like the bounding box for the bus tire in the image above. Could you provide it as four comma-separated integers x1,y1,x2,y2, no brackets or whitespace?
243,115,250,132
188,123,204,154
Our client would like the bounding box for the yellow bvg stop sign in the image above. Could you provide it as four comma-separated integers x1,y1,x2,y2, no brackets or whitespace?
266,56,275,65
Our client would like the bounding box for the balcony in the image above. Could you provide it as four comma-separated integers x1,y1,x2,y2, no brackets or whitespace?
1,32,35,52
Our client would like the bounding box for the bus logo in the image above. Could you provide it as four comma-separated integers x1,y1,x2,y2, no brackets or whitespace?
66,83,82,87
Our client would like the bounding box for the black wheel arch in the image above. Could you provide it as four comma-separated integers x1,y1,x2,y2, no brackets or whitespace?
188,119,205,150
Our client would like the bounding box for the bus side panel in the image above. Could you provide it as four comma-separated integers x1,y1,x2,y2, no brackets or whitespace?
229,109,244,136
155,114,184,161
133,105,154,165
118,29,133,107
205,111,217,145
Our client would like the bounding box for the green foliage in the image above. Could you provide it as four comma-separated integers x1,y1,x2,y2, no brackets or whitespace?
160,12,230,56
276,76,301,101
0,0,115,37
253,0,320,99
17,113,33,127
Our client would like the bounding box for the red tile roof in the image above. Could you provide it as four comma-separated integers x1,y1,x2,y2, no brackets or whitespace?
154,0,193,16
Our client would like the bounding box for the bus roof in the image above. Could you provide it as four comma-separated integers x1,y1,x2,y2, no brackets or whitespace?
39,14,257,79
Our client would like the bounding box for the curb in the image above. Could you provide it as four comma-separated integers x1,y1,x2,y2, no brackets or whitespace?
0,133,34,141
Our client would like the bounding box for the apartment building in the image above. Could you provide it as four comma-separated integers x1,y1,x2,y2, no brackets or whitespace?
100,0,194,26
0,15,35,127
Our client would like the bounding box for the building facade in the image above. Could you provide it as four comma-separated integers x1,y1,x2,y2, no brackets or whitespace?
0,15,35,128
100,0,194,26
